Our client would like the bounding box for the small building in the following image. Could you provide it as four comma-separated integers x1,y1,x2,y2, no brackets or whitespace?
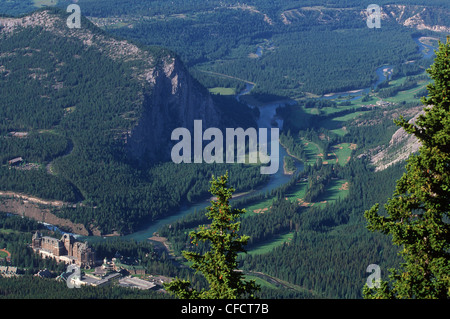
8,157,23,166
148,275,172,287
8,132,28,138
114,260,146,276
97,257,146,276
91,272,121,287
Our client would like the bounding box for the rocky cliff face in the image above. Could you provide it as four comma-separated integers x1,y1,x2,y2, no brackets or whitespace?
383,5,450,33
278,4,449,33
370,109,425,172
0,9,222,163
126,56,221,163
0,9,227,233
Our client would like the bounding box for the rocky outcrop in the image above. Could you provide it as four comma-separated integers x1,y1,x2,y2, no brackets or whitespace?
278,4,449,33
0,8,223,164
0,9,225,233
0,196,90,235
371,109,425,172
126,56,221,163
383,4,450,33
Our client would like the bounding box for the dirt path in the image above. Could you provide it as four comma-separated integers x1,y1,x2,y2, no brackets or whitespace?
0,191,91,236
196,69,255,85
0,191,68,207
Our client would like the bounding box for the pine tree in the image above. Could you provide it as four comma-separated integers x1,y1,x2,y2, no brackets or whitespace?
363,37,450,299
165,172,259,299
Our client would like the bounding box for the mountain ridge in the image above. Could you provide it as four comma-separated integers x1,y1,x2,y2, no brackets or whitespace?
0,8,258,235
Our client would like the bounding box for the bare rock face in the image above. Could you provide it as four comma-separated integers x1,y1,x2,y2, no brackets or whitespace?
279,4,450,33
0,9,222,164
0,9,224,233
383,5,450,33
371,109,425,172
126,56,221,163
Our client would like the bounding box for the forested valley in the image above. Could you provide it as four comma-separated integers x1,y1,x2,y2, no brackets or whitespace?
0,9,266,234
0,0,448,299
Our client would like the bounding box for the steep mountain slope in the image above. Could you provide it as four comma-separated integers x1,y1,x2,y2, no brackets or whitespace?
278,4,449,33
0,8,260,235
383,4,450,33
126,55,220,163
0,9,221,160
370,109,424,171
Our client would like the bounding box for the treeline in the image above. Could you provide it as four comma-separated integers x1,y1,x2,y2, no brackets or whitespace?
157,158,408,298
0,212,203,295
301,164,335,203
280,128,334,165
111,8,272,67
102,0,423,98
346,105,419,151
53,161,268,234
277,102,366,136
0,213,67,273
157,170,302,255
155,107,412,298
189,69,247,94
0,0,34,16
210,27,420,97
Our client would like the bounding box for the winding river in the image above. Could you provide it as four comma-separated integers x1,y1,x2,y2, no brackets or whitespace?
320,36,435,101
71,36,436,242
77,69,303,243
114,82,304,242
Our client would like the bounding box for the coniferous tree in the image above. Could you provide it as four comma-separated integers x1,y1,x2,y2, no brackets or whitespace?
164,172,259,299
363,37,450,299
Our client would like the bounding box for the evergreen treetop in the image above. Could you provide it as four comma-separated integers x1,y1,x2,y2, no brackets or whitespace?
165,172,259,299
364,37,450,299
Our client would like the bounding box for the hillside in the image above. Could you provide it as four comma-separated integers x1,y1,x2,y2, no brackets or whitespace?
0,1,448,300
0,8,262,235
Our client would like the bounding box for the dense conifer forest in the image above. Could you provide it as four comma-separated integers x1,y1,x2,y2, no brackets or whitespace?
0,0,448,299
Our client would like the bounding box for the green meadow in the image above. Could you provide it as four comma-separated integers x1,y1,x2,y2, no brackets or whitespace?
330,143,356,166
246,232,294,256
208,87,236,96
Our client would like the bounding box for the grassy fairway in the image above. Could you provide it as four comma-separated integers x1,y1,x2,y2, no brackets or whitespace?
246,232,294,256
330,143,356,166
244,197,275,216
318,111,365,137
296,179,350,208
321,179,350,202
300,139,323,166
383,81,430,104
243,274,279,289
285,180,308,201
208,87,236,96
